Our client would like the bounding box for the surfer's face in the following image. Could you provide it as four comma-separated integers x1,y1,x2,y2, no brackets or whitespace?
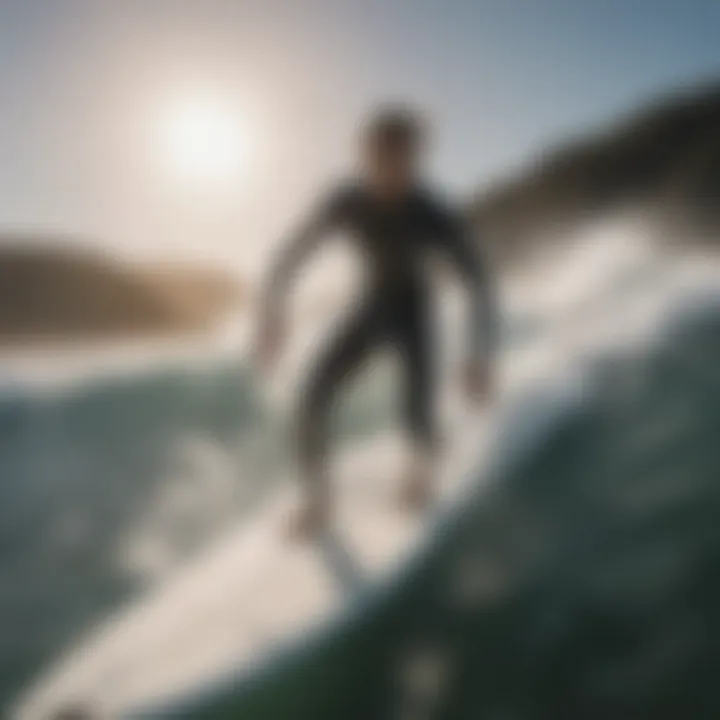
363,137,421,199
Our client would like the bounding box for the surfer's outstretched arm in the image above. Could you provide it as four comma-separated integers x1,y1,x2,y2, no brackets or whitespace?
432,208,497,367
260,192,343,325
257,190,346,367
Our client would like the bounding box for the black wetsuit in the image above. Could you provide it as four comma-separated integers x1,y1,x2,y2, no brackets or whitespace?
263,181,496,475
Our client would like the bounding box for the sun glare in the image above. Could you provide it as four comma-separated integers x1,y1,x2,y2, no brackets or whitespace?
162,95,249,189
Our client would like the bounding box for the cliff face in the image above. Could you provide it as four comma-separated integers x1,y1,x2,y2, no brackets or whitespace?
0,242,240,346
473,80,720,263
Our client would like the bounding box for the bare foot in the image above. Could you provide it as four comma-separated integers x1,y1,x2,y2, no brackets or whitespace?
400,477,434,512
399,452,436,513
286,499,330,541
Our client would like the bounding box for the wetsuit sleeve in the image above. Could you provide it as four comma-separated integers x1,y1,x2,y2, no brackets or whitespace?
260,188,347,322
431,205,497,362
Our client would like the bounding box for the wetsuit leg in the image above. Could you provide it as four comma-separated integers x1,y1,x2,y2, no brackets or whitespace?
297,300,382,482
392,297,437,451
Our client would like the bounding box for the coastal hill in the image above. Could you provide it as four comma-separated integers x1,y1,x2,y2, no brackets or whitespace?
474,79,720,262
0,241,239,346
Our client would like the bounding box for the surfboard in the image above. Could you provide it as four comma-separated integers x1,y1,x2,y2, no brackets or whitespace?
11,407,491,720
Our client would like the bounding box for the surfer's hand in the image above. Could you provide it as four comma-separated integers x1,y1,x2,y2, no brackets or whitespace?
462,359,494,405
256,313,286,371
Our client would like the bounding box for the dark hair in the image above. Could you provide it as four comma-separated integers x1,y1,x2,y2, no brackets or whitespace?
364,105,425,155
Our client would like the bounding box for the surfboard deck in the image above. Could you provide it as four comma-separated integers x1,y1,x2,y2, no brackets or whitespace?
13,415,489,720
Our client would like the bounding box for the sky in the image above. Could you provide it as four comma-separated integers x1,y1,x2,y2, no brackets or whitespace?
0,0,718,273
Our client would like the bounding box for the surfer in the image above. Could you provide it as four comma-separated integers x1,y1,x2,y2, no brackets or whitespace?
257,106,497,538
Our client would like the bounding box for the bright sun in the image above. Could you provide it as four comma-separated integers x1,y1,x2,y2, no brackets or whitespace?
162,95,249,188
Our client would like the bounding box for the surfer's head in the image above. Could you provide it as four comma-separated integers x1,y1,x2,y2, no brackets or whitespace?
361,105,427,198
